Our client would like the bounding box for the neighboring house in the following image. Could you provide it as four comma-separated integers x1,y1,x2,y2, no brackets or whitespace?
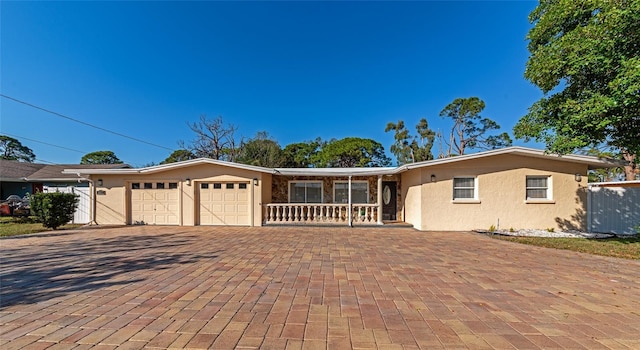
0,159,130,223
62,147,622,231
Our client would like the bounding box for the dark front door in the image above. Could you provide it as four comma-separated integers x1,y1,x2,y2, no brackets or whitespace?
382,181,397,221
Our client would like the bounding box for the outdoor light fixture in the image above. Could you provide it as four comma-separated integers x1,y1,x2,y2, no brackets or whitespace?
575,173,582,182
186,178,191,186
253,178,259,186
430,174,436,182
97,179,103,186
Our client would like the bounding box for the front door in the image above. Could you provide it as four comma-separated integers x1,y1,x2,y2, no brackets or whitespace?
382,181,397,221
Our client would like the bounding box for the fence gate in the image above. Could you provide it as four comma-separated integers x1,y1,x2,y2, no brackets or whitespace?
42,186,91,224
589,183,640,235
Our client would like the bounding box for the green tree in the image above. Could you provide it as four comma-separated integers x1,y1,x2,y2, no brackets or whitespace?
439,97,512,156
29,192,79,230
514,0,640,179
282,138,324,168
236,132,285,167
80,150,123,164
315,137,391,168
385,118,435,165
161,149,197,164
0,135,36,162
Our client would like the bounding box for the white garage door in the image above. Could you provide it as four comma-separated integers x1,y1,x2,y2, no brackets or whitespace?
130,181,180,225
199,182,249,225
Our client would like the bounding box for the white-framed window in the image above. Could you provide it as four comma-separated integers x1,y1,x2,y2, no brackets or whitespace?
452,177,477,200
526,176,552,200
289,181,323,203
333,181,369,204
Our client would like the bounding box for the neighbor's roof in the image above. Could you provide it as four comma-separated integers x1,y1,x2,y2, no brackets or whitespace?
0,159,130,182
61,146,624,177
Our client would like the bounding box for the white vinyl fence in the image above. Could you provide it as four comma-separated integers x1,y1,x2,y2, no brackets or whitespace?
42,186,91,224
588,182,640,235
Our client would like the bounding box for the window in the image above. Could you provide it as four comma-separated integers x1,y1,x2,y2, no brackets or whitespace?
238,183,247,189
289,181,322,203
226,183,234,189
334,181,369,203
168,183,178,189
156,182,165,189
453,177,476,200
526,176,551,200
144,183,153,189
213,183,222,189
131,183,140,189
201,183,209,189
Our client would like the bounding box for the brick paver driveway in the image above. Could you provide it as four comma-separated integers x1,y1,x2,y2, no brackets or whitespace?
1,226,639,349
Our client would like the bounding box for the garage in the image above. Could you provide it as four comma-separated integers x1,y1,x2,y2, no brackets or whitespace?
130,181,180,225
198,181,250,225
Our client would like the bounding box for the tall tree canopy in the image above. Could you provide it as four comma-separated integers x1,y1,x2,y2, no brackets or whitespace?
0,135,36,162
514,0,640,178
80,150,123,164
236,132,284,168
315,137,391,168
385,118,435,165
282,138,324,168
180,115,239,162
439,97,512,156
161,149,196,164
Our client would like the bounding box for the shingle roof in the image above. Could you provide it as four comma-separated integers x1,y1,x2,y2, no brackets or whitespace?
0,159,130,182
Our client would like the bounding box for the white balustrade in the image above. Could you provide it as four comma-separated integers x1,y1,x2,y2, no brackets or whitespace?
265,203,379,225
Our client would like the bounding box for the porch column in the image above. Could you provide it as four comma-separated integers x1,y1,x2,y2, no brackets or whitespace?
348,175,352,227
377,175,383,225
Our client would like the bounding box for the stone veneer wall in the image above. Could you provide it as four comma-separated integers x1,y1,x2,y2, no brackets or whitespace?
271,175,402,221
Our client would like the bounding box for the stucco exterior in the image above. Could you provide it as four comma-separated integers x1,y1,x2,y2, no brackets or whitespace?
92,163,267,226
401,154,589,231
63,147,619,230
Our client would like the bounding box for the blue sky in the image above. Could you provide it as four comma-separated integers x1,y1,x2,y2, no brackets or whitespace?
1,1,541,167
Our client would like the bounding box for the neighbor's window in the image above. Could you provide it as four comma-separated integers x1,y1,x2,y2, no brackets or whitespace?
334,181,369,203
526,176,551,200
453,177,476,200
289,181,322,203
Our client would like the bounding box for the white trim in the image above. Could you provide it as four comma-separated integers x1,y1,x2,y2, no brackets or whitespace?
526,175,553,201
452,176,478,201
62,147,624,177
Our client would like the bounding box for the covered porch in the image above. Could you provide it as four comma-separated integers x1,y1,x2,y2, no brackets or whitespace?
263,169,402,226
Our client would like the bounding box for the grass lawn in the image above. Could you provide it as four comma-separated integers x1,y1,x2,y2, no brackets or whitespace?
491,235,640,260
0,217,83,237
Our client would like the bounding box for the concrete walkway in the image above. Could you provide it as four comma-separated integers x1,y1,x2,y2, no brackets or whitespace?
1,226,639,349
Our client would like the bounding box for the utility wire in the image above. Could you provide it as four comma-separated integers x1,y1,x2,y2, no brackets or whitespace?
1,94,173,151
1,132,86,154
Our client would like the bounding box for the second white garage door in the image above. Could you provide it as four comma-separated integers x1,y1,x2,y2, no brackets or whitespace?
199,182,250,225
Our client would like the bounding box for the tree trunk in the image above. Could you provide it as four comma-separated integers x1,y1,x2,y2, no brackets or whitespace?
622,151,637,181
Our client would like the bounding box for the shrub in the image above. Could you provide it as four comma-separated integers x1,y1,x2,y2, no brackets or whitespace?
29,192,79,230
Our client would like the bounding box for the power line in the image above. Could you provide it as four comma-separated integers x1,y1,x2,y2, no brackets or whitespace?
1,132,86,154
1,94,173,151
